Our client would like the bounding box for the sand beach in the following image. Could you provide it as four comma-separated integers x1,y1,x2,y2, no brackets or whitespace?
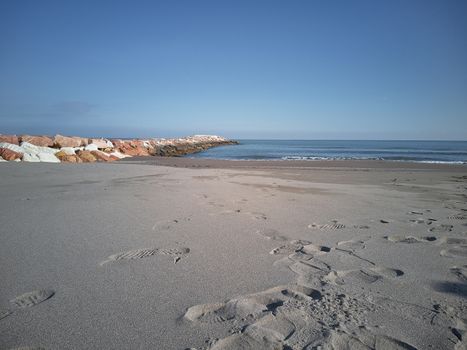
0,158,466,349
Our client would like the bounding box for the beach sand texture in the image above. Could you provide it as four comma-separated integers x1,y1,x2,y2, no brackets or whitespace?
0,159,466,349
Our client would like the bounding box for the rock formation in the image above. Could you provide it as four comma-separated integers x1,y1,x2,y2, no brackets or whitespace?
19,135,54,147
0,134,237,164
0,135,19,145
0,148,23,161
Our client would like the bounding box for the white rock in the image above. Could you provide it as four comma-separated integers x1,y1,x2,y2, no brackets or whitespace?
0,142,24,153
84,144,99,151
59,147,76,155
22,153,41,162
89,139,113,149
20,142,57,155
0,156,7,162
13,158,21,162
110,151,131,159
37,152,60,163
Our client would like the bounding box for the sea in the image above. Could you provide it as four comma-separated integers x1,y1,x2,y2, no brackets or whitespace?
188,140,467,164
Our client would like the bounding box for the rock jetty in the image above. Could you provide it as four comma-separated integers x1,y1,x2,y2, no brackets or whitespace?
0,134,237,163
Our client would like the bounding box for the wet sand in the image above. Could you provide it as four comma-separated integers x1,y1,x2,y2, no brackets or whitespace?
0,159,466,349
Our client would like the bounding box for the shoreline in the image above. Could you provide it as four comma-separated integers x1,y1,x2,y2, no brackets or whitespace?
120,156,467,171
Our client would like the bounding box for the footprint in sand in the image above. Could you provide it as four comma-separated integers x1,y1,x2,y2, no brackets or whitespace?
269,240,311,255
409,218,437,225
371,266,405,278
408,211,424,215
450,266,467,282
352,225,370,229
10,290,55,308
429,224,454,233
439,237,467,245
447,215,467,220
308,220,345,230
1,290,55,324
325,331,417,350
270,240,332,257
100,247,190,265
384,235,437,243
184,285,363,349
324,266,403,286
337,240,366,250
325,269,383,285
159,248,191,264
183,233,423,350
440,246,467,258
256,229,288,242
183,282,418,350
301,243,332,254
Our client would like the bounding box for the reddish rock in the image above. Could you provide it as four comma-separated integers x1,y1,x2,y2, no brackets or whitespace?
55,151,83,163
90,150,115,162
54,134,87,148
76,150,97,163
112,139,150,156
0,148,23,161
20,135,54,147
135,145,150,156
0,135,19,145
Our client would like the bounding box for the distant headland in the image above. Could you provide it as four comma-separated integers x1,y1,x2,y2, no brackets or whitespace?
0,134,238,163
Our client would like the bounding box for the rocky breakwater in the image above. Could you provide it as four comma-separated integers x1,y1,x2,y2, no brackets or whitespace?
151,135,238,156
0,134,237,163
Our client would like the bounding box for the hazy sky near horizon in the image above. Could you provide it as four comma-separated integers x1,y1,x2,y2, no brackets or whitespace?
1,0,467,140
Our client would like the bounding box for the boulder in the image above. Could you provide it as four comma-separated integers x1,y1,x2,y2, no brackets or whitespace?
0,135,19,145
89,139,113,149
37,152,60,163
22,153,40,162
0,156,7,162
84,144,99,151
76,150,97,163
59,147,76,155
66,155,83,163
90,150,114,162
0,142,24,153
20,135,54,147
53,134,86,148
20,142,57,155
0,148,23,161
113,139,150,156
55,151,83,163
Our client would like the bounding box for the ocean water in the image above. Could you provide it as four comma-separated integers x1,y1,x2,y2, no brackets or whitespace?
188,140,467,164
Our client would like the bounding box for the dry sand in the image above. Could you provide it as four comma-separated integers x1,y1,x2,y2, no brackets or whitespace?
0,158,466,349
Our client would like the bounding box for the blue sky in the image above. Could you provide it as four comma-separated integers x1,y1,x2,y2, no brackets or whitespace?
1,0,466,140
